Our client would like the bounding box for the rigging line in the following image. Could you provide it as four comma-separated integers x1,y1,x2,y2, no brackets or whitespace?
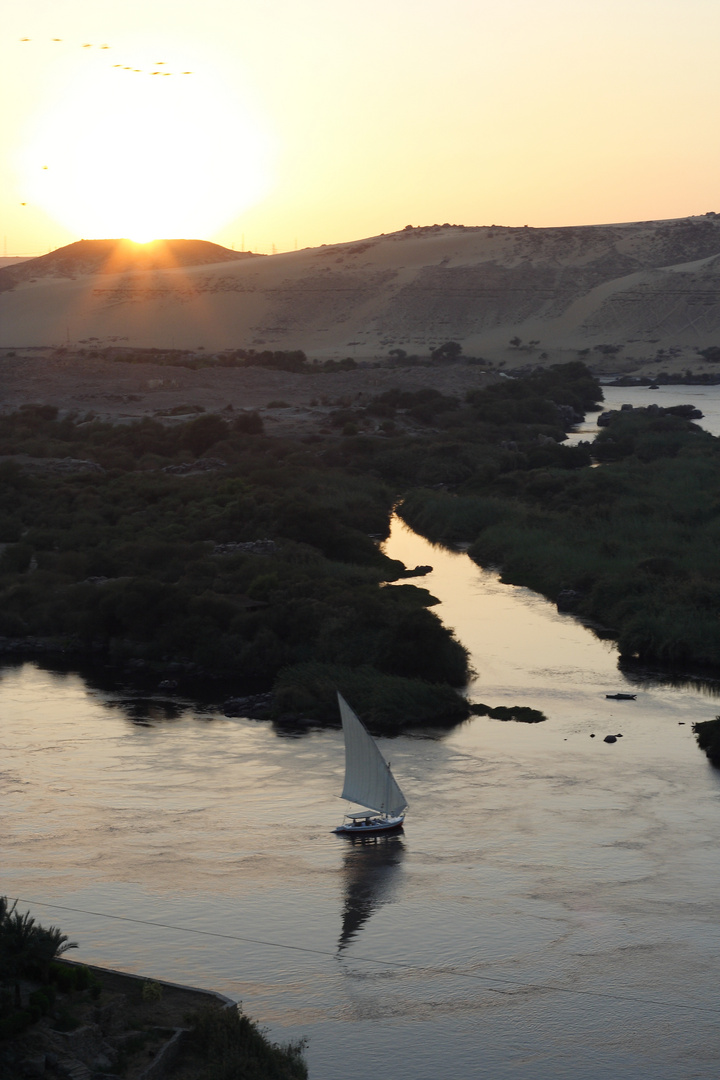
8,896,720,1015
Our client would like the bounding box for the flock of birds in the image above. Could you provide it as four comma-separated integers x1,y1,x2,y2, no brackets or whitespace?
16,38,196,204
18,38,193,76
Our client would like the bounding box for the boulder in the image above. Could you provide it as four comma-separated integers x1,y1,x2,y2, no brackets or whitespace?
223,693,273,719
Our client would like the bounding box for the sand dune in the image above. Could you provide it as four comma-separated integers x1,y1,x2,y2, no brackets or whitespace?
3,218,720,369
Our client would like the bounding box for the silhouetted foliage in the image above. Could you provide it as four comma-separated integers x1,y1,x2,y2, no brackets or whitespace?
273,663,469,729
187,1004,307,1080
431,341,462,361
400,403,720,672
693,717,720,766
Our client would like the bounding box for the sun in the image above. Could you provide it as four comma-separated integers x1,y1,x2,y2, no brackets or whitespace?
18,52,272,242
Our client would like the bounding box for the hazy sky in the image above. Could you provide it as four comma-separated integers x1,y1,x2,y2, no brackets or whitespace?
3,0,720,255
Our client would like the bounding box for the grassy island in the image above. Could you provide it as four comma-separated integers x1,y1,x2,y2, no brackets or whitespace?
0,402,471,728
399,401,720,671
3,358,720,724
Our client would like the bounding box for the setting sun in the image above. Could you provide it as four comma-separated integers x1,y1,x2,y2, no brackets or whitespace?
17,48,273,242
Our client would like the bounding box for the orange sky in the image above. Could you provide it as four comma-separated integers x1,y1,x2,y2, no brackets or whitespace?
3,0,720,256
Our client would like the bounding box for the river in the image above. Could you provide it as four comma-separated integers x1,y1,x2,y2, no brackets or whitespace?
566,382,720,442
3,390,720,1079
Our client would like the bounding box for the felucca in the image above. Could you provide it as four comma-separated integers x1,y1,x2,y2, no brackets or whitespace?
334,692,407,836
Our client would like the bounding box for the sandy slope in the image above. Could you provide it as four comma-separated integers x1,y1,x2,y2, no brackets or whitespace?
3,218,720,370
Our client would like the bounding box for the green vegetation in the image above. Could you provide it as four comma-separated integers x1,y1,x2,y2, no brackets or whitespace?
6,360,720,720
273,662,468,730
693,717,720,766
0,362,620,729
89,344,356,373
186,1004,307,1080
0,896,79,1035
398,402,720,671
0,899,307,1078
0,404,469,727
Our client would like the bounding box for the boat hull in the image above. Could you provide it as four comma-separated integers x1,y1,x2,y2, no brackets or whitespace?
334,815,405,836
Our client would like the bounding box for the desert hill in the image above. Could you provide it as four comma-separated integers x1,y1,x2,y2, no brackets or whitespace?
3,217,720,370
0,238,258,291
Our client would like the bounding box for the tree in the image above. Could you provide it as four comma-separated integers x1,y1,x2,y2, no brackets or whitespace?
431,341,462,362
0,899,77,1003
697,346,720,363
179,414,230,456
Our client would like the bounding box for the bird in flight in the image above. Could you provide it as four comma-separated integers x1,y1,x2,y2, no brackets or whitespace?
18,36,194,75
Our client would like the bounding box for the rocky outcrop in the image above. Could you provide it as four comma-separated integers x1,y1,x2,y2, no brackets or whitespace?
223,692,273,719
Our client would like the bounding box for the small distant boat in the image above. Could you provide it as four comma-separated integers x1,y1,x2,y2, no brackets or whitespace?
606,693,636,700
334,693,407,836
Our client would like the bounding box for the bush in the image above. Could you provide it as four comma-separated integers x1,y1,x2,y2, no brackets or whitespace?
49,962,78,992
187,1004,307,1080
273,662,469,730
180,415,231,456
693,717,720,766
28,989,53,1015
231,411,264,435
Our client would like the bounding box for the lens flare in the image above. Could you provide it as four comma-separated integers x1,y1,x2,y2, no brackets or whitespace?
18,55,273,241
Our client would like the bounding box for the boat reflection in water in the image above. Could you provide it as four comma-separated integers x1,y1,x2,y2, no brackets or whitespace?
337,835,406,953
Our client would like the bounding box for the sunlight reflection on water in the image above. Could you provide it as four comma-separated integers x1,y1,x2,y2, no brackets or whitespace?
3,516,720,1079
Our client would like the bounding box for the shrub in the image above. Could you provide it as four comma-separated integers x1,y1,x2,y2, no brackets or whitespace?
273,662,469,730
693,717,720,766
141,980,163,1002
187,1004,307,1080
180,415,231,456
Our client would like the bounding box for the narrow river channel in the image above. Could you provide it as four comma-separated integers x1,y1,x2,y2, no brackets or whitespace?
4,416,720,1078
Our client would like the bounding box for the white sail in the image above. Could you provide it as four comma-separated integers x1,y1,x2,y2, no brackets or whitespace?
337,693,407,817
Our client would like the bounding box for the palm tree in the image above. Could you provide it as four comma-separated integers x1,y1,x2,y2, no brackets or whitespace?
0,898,78,1005
0,896,17,923
1,908,40,1006
33,924,78,981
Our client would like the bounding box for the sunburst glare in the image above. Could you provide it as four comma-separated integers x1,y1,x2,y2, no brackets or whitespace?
17,50,273,241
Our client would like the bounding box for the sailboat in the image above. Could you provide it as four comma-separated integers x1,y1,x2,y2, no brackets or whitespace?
334,692,408,836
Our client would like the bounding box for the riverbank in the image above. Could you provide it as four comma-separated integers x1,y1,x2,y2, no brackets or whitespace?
3,960,306,1080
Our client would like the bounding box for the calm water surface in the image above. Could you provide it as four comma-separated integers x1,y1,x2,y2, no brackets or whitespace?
4,513,720,1075
567,383,720,443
